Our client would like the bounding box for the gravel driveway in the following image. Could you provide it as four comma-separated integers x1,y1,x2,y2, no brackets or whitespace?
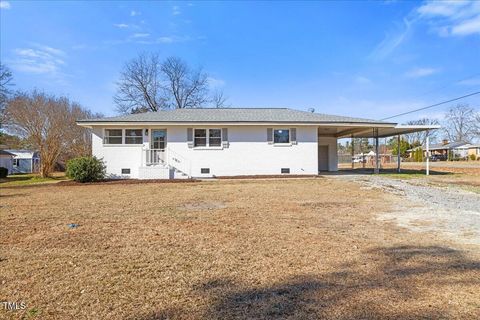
330,174,480,246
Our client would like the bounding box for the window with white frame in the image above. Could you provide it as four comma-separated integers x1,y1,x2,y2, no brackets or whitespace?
194,129,222,147
194,129,207,147
104,129,123,144
13,158,19,167
209,129,222,147
273,129,290,144
125,129,143,144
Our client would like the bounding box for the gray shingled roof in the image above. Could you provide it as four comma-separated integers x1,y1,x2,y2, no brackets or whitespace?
78,108,394,124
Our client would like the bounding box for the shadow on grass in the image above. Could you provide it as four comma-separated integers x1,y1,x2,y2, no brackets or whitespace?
136,245,479,319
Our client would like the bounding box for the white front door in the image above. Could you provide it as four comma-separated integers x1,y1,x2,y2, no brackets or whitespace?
151,129,166,150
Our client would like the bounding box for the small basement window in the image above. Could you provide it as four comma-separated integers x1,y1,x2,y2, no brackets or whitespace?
281,168,290,174
274,129,290,144
121,168,131,174
104,129,123,144
201,168,210,174
125,129,143,144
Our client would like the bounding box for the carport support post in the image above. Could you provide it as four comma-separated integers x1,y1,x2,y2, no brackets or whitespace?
397,135,401,173
374,128,379,174
426,135,430,176
351,134,355,169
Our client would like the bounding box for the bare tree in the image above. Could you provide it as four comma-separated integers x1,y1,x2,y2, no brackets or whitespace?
403,118,440,146
161,57,209,109
114,53,166,114
62,104,103,161
210,89,228,108
0,63,14,128
474,112,480,139
443,104,476,143
4,91,98,177
115,54,227,112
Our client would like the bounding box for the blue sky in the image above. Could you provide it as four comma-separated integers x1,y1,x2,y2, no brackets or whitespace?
1,0,479,122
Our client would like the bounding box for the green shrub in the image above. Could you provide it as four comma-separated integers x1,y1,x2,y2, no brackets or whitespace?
0,167,8,178
66,156,106,183
469,154,477,161
413,148,424,162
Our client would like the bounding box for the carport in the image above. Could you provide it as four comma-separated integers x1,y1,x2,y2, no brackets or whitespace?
318,123,440,174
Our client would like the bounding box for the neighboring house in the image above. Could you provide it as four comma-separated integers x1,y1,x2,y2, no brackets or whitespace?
77,108,436,179
407,140,472,159
6,150,41,174
466,144,480,159
0,150,15,174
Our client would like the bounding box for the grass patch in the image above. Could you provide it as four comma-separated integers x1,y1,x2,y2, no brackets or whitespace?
0,172,68,187
1,179,479,319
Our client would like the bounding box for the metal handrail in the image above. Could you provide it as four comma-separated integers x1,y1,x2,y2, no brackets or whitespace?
145,149,166,166
144,147,191,178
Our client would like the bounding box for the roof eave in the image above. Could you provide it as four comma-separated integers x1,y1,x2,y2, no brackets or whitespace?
76,120,396,127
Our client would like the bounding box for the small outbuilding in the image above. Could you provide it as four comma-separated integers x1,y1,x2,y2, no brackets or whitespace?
0,150,15,174
5,150,41,174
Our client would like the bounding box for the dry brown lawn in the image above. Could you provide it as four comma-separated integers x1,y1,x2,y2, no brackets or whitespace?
1,178,479,319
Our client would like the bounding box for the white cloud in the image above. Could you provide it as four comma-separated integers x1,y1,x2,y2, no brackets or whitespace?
131,33,150,38
458,77,480,86
417,0,480,36
370,18,415,60
405,67,439,78
417,1,470,17
370,1,480,59
172,5,181,15
451,15,480,35
207,77,226,89
10,45,66,75
353,75,372,85
157,37,174,43
114,23,129,28
130,10,140,16
156,35,190,43
0,1,11,9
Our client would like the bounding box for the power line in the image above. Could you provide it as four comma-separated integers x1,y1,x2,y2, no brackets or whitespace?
380,91,480,120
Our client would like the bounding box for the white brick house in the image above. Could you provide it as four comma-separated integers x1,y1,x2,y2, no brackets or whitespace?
77,108,435,179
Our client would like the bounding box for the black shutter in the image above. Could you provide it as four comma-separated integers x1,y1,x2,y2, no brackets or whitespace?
267,128,273,144
222,128,229,148
187,128,194,148
290,128,297,145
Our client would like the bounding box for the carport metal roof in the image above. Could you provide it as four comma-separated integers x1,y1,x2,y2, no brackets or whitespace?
334,125,441,139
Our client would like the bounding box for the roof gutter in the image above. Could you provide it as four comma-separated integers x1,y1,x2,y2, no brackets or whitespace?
76,121,397,128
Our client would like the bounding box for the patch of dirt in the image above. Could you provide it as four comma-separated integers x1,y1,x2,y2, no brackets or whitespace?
334,174,480,246
181,201,227,211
